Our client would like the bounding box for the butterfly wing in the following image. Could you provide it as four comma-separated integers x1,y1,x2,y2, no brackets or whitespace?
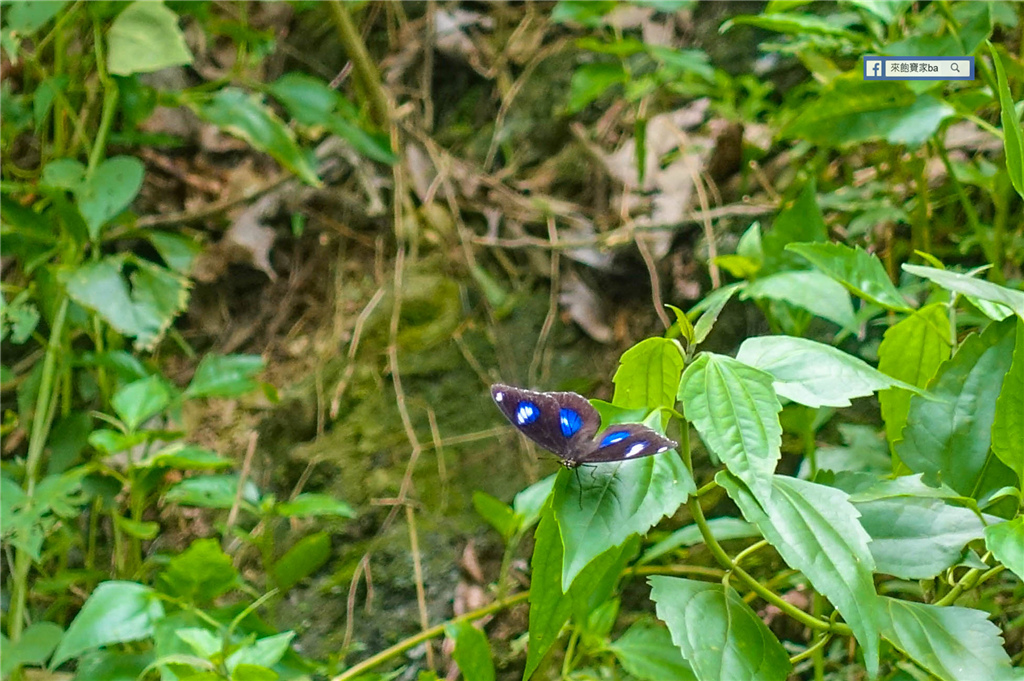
575,423,677,464
491,384,600,459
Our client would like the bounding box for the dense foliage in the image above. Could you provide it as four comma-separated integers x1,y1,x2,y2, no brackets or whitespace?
1,2,1022,681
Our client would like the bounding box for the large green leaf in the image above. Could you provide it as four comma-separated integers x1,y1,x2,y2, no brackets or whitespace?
611,337,685,410
190,88,321,186
567,62,627,112
648,576,792,681
783,78,953,147
553,420,693,589
742,271,857,331
761,181,827,274
719,473,882,677
895,318,1017,496
163,475,260,510
276,493,355,519
992,319,1024,486
524,506,632,681
50,582,164,668
737,335,916,408
854,497,991,579
107,2,193,76
447,621,496,681
62,256,190,351
679,353,782,504
724,12,864,39
990,43,1024,200
881,598,1017,681
877,303,952,454
902,265,1024,319
787,242,912,311
607,621,697,681
984,517,1024,582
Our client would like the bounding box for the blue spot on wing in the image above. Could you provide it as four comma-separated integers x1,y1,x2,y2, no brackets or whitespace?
599,431,630,447
559,408,583,437
515,401,539,425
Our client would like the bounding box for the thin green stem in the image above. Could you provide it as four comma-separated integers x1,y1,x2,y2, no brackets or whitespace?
791,632,834,666
934,565,1006,607
561,629,580,679
327,1,390,128
733,539,769,568
8,298,69,641
330,591,530,681
88,18,119,177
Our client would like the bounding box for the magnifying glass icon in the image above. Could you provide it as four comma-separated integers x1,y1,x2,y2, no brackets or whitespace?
951,62,961,73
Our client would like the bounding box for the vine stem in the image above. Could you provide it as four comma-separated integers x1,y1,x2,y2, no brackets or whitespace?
679,425,853,637
329,591,530,681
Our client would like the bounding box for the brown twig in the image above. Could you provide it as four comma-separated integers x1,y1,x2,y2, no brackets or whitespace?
224,431,258,549
528,216,560,386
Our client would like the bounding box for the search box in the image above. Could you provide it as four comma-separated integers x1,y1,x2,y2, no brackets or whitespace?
864,56,974,81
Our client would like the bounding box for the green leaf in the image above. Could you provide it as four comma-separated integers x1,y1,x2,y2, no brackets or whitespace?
273,531,331,591
225,631,295,674
743,270,857,331
473,491,517,538
787,242,911,311
190,88,320,186
62,256,190,351
567,62,627,113
33,75,68,130
62,649,153,681
50,581,164,668
3,1,67,33
992,319,1024,485
185,354,264,399
724,12,863,39
447,622,496,681
990,43,1024,199
512,475,556,529
648,576,792,681
76,156,145,239
878,303,952,454
267,73,396,164
985,517,1024,581
737,335,918,408
111,375,171,432
692,284,740,346
114,516,159,540
138,444,233,471
719,473,883,677
276,493,355,519
524,506,632,680
0,621,63,675
640,516,757,564
902,264,1024,318
881,597,1017,681
607,621,697,681
176,627,221,658
666,304,696,347
761,181,827,274
157,538,239,603
553,414,693,590
107,1,193,76
896,318,1018,496
783,78,953,148
551,1,618,26
679,353,782,504
611,337,685,410
164,475,260,510
146,231,202,275
854,496,992,579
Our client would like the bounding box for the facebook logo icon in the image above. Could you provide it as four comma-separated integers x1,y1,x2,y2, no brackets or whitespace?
865,58,883,79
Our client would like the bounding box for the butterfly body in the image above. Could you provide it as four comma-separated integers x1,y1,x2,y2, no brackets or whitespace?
491,383,677,467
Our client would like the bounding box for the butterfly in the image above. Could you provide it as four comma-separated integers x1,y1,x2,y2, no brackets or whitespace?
491,383,677,468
